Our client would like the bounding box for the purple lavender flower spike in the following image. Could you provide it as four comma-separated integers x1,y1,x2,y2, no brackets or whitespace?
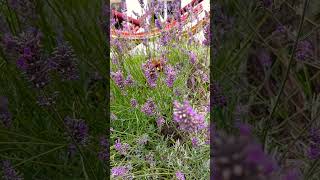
141,99,156,116
156,116,165,128
1,33,18,55
212,131,278,179
308,128,320,159
64,116,89,147
130,99,138,108
175,171,185,180
111,56,118,64
0,96,12,128
295,40,313,61
160,31,170,46
111,166,129,178
114,138,130,155
50,42,79,81
1,160,23,180
2,29,50,89
111,70,125,90
188,51,197,64
173,100,206,133
111,38,123,53
202,16,210,46
164,65,176,88
125,74,134,86
98,136,109,162
191,137,199,147
155,19,162,29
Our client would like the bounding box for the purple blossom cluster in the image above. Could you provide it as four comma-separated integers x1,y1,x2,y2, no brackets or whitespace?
160,31,170,46
49,42,79,81
142,59,159,88
202,12,211,46
155,19,162,29
188,51,197,64
114,138,130,155
173,100,206,133
2,29,80,89
111,70,135,90
156,116,165,128
212,130,278,179
98,136,109,162
2,29,50,89
308,128,320,159
130,98,138,108
175,171,185,180
202,22,210,46
124,74,134,86
164,65,176,88
141,99,157,116
191,137,199,147
111,166,129,178
1,160,23,180
295,40,313,61
111,38,123,53
63,116,89,155
111,70,125,89
0,96,12,128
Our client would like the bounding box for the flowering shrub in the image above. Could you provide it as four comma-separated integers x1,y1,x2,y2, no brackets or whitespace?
110,0,210,179
0,0,107,179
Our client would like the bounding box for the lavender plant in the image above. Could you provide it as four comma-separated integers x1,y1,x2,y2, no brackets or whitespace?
213,0,320,179
110,1,210,178
0,0,107,179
